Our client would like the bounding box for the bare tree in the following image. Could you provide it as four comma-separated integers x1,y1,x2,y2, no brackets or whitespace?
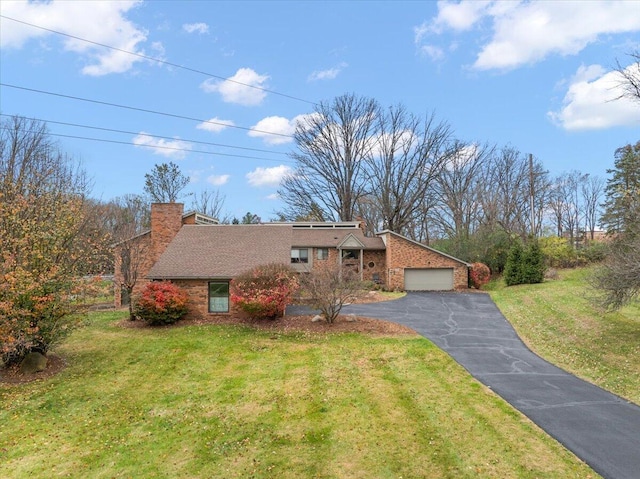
191,189,225,220
480,147,531,238
367,106,453,236
615,51,640,104
430,141,493,251
581,174,605,241
299,262,364,323
144,162,189,203
109,194,150,320
279,93,380,221
548,171,587,245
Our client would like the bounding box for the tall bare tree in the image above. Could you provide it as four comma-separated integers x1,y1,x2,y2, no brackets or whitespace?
279,93,380,222
480,147,531,238
430,141,493,250
367,106,454,236
109,194,150,319
581,174,605,241
548,171,588,246
190,189,225,220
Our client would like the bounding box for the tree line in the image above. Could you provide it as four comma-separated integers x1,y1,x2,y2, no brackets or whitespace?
277,93,613,271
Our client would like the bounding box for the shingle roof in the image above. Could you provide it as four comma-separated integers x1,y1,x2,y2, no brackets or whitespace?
147,225,293,279
292,228,385,249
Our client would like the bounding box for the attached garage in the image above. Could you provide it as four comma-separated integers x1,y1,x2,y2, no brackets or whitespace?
404,268,454,291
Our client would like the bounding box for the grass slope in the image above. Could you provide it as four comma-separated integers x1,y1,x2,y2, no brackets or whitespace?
489,267,640,404
0,312,597,478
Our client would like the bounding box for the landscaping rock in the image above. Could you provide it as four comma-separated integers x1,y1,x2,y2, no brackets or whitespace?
19,352,48,374
311,314,324,323
345,314,357,322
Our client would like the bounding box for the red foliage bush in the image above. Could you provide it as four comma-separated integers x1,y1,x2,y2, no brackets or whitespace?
230,263,299,319
133,281,189,325
470,262,491,289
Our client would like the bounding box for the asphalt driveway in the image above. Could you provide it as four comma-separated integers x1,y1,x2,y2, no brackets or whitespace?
288,292,640,479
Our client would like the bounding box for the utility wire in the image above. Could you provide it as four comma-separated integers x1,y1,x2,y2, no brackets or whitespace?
0,124,294,163
1,83,294,139
0,113,289,157
0,14,317,106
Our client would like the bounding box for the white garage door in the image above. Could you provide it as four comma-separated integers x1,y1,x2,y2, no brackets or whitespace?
404,268,454,291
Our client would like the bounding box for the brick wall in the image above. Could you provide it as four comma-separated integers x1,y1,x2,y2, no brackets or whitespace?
172,279,255,321
173,279,214,320
362,250,386,286
114,203,184,308
381,232,468,290
151,203,184,264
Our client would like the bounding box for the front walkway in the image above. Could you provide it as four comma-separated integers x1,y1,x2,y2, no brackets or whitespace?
289,292,640,479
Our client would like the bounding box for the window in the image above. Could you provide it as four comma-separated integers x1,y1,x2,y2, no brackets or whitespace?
342,249,360,260
317,248,329,260
291,248,309,263
208,281,229,313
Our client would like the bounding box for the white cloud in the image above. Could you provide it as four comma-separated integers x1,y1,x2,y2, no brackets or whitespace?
207,174,230,186
246,165,292,187
248,116,296,145
0,0,152,76
416,1,640,70
417,0,492,37
308,62,348,81
200,68,269,106
132,132,191,159
548,64,640,130
418,45,444,62
196,117,235,133
266,193,280,200
248,114,316,145
183,22,209,34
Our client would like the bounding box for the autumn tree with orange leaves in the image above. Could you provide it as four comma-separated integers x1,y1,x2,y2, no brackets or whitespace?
0,116,107,366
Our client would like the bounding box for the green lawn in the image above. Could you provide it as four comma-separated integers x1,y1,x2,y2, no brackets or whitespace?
489,267,640,404
0,311,597,478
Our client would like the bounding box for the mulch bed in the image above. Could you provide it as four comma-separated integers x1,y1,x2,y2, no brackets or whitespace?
0,355,67,385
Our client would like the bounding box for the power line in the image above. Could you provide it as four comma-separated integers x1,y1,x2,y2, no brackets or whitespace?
0,124,294,163
0,14,317,106
0,113,289,157
1,83,294,139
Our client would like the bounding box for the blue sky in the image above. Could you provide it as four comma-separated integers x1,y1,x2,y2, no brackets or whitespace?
1,0,639,221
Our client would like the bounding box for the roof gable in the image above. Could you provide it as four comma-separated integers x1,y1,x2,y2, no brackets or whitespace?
376,230,471,266
337,233,365,249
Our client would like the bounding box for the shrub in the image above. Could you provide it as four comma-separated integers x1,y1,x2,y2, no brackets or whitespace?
299,262,364,323
504,239,545,286
230,263,299,319
0,268,84,366
578,242,609,264
522,240,545,284
539,236,578,268
133,281,189,325
504,241,525,286
469,263,491,289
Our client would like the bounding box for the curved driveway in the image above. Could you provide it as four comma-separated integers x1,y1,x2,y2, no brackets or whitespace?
289,292,640,479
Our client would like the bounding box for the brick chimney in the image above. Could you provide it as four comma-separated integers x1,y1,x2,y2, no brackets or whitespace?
150,203,184,263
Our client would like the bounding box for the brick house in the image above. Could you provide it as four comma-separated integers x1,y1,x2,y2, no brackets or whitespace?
114,203,469,319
